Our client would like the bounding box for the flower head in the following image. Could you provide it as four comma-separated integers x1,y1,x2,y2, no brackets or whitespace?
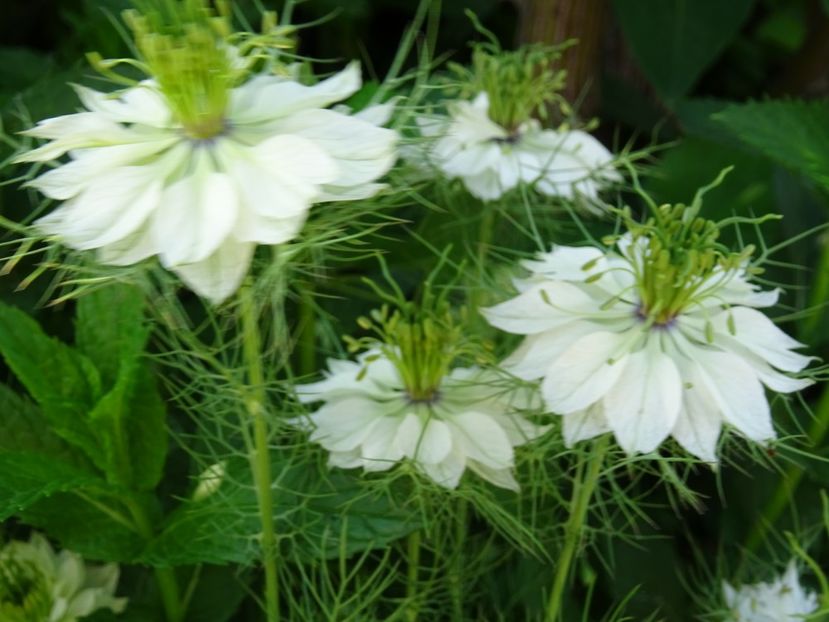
17,3,397,303
414,93,619,203
296,350,546,490
723,561,819,621
483,202,813,461
295,296,547,490
0,534,126,622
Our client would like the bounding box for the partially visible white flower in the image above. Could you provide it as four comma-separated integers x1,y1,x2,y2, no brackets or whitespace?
483,220,813,461
411,92,619,204
17,61,398,303
0,533,126,621
294,350,547,490
723,561,819,621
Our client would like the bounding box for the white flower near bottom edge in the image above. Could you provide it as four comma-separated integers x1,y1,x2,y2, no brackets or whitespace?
723,561,819,621
411,92,619,205
294,350,548,490
482,241,813,462
16,61,398,304
0,534,126,622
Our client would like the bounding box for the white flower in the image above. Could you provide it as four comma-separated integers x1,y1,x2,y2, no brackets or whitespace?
295,350,548,490
482,237,813,461
0,533,126,621
723,561,819,621
413,92,619,203
17,61,398,303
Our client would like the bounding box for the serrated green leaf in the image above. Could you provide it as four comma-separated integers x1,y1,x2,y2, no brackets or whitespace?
0,303,102,463
0,383,87,466
715,99,829,191
75,283,150,387
0,452,103,520
613,0,754,102
76,284,167,491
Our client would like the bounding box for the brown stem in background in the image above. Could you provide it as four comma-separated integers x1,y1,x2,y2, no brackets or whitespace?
513,0,607,118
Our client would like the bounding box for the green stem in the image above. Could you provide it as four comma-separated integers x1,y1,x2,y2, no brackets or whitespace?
125,498,183,622
803,236,829,340
450,500,468,622
743,384,829,558
406,530,422,622
298,288,316,377
240,283,280,621
544,436,609,622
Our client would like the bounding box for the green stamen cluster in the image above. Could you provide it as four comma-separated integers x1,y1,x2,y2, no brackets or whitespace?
624,203,755,326
0,557,51,622
447,12,571,131
127,1,234,139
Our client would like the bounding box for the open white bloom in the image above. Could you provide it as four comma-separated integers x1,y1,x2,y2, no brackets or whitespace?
723,562,819,621
295,350,547,490
0,534,126,621
17,61,397,303
483,211,813,461
414,92,618,203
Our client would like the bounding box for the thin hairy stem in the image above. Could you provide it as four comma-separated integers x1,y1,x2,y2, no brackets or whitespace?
450,499,468,621
545,436,609,622
240,282,279,621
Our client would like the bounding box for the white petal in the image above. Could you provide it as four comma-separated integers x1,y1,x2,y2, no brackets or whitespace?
482,282,600,335
522,245,606,282
28,136,178,200
359,415,405,472
416,418,453,464
671,368,722,462
602,346,682,454
541,330,633,414
719,307,813,372
153,152,239,266
562,403,610,446
231,62,362,125
462,168,503,200
171,238,255,304
419,444,466,489
73,82,172,127
467,461,520,491
688,347,775,443
447,411,514,470
501,321,597,380
309,396,388,451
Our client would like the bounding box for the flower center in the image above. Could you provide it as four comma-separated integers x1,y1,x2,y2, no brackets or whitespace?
0,558,50,620
624,202,754,326
447,16,570,130
127,1,235,139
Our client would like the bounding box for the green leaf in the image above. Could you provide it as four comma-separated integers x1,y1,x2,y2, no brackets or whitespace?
0,382,87,465
75,283,150,387
715,99,829,191
20,491,145,562
76,284,168,491
142,456,418,566
612,0,754,102
0,302,102,462
0,452,103,520
90,364,168,491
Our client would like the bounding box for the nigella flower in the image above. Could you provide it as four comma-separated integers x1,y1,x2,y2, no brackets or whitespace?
296,349,547,490
16,7,397,303
0,533,126,621
414,92,619,203
723,561,818,621
483,201,813,461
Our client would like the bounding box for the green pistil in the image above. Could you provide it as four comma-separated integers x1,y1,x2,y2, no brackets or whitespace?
127,2,234,140
629,203,754,326
0,558,51,622
448,13,570,131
